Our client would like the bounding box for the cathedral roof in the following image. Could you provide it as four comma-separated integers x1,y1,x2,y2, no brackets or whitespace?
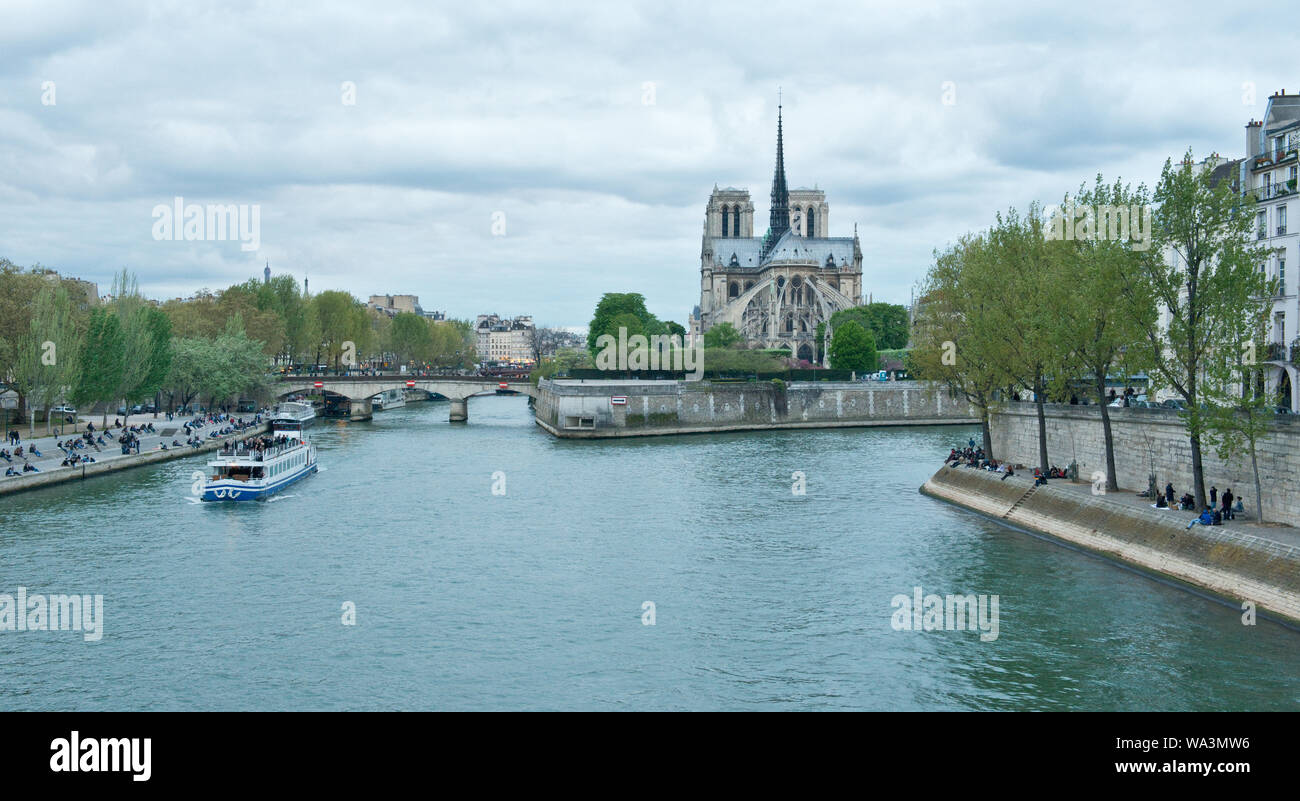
706,231,856,272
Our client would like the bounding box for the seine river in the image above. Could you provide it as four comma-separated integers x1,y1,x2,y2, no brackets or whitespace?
2,396,1297,711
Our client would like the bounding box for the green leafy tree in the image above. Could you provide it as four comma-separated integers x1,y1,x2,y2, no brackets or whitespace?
828,320,878,372
1119,150,1269,507
911,235,1006,458
71,308,126,427
312,290,363,371
586,293,664,356
9,285,82,434
1056,176,1157,491
980,205,1073,472
388,312,433,366
703,321,742,349
1206,300,1273,521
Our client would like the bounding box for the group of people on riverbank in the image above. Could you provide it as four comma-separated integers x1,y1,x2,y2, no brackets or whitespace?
1,442,43,477
2,410,267,481
1153,482,1243,527
946,439,1029,479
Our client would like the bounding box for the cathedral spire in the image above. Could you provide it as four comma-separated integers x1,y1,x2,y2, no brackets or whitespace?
762,95,790,258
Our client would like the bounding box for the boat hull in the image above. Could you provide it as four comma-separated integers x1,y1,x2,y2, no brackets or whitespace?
201,463,318,502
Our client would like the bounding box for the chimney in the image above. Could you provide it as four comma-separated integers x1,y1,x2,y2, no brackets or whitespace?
1246,119,1263,159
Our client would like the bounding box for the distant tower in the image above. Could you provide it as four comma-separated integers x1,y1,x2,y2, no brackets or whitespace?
304,275,309,296
263,261,270,284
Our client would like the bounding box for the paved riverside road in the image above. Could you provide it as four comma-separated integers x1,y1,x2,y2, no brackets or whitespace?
0,412,264,481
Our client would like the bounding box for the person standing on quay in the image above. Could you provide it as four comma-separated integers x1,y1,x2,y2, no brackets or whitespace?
1222,488,1235,521
1210,486,1217,506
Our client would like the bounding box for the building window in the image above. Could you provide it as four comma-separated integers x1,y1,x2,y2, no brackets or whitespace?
729,281,739,299
806,207,816,237
1279,204,1287,236
731,208,740,236
1280,256,1286,288
721,205,730,237
1258,211,1267,239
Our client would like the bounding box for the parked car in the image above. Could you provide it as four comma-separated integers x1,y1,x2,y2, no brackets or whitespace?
1162,398,1188,410
1108,394,1147,407
50,405,77,423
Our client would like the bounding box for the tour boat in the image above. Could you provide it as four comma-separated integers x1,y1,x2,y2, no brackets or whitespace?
268,400,316,432
371,387,407,411
201,432,317,501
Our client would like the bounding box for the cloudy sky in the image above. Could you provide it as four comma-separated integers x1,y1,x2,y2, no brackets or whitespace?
2,0,1295,328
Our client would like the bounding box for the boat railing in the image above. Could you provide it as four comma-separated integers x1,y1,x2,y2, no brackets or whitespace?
217,439,304,462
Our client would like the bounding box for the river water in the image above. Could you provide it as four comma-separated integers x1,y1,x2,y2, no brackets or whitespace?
1,396,1296,710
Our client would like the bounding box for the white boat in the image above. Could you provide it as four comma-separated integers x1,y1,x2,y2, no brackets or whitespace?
269,400,316,432
371,387,407,411
201,431,317,501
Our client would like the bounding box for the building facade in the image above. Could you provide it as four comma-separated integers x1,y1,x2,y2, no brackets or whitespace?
475,314,535,365
695,105,863,362
1244,92,1300,410
368,294,445,320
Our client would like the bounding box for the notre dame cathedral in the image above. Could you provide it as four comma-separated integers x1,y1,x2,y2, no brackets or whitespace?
693,104,863,363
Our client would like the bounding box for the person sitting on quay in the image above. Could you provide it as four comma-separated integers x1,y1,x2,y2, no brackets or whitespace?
13,445,22,459
4,466,18,477
0,449,10,463
22,461,38,473
1179,492,1195,511
1187,507,1214,529
1000,465,1015,481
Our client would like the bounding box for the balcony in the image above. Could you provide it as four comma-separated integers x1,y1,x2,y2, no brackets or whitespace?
1280,225,1289,236
1254,146,1300,169
1266,342,1290,362
1245,180,1297,202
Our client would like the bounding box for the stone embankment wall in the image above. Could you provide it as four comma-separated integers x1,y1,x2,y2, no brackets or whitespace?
990,404,1300,523
534,379,979,438
921,465,1300,624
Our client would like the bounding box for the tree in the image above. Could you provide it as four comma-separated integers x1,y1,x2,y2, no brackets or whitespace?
8,285,81,434
0,262,48,425
1056,176,1156,491
911,235,1006,458
586,293,665,356
703,321,742,349
1119,150,1269,508
312,290,363,371
111,271,173,420
817,302,910,361
71,308,126,427
1206,296,1273,522
829,320,878,372
979,205,1073,472
166,337,221,412
388,312,433,366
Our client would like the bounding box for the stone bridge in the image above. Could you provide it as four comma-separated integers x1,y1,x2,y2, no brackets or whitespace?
276,376,537,422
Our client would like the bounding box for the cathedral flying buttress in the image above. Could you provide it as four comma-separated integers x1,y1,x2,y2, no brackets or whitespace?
694,102,863,363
